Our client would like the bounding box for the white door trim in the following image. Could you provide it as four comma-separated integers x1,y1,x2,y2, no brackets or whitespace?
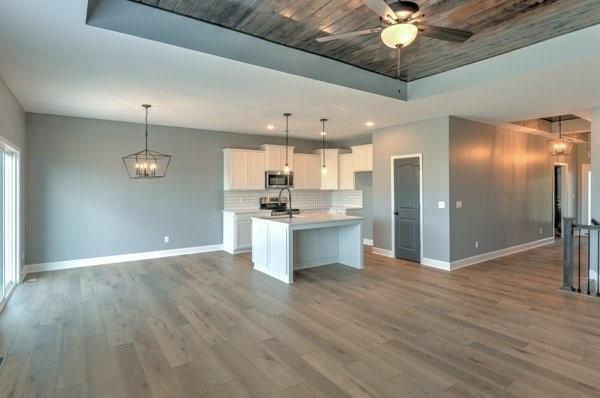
582,163,591,225
553,162,569,237
390,154,423,261
0,133,21,308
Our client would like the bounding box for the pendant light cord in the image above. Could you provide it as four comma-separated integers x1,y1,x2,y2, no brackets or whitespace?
321,119,326,167
145,106,149,151
285,114,289,166
396,44,402,81
558,115,562,139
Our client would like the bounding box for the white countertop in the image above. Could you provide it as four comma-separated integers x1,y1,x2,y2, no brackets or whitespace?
224,206,362,214
252,213,362,226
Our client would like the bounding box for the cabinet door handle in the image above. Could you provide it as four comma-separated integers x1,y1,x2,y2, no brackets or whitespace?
394,211,399,216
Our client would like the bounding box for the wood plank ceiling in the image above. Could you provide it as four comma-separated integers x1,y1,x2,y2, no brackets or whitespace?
134,0,600,81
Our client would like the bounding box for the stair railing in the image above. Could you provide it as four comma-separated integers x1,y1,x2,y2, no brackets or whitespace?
562,217,600,296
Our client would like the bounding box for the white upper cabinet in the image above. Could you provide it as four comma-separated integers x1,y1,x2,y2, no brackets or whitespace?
260,145,294,171
223,149,266,190
339,153,355,190
294,153,321,190
351,144,373,172
314,149,340,190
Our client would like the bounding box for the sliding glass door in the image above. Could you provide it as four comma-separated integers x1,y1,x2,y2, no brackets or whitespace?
0,142,19,306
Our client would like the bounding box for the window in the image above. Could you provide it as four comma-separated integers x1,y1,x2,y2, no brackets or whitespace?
0,139,19,308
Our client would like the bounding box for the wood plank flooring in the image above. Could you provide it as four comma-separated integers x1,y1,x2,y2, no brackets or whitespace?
2,241,600,397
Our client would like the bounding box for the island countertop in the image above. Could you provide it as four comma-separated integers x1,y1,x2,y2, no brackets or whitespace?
252,213,362,226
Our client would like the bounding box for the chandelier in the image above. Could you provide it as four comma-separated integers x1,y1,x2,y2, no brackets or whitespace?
123,104,171,179
547,116,573,157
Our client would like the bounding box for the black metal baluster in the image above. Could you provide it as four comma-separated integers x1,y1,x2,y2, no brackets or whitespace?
587,227,592,295
576,230,581,291
587,228,591,295
597,230,600,297
577,229,581,293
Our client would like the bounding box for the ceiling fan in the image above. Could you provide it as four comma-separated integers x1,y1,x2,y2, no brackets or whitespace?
315,0,473,78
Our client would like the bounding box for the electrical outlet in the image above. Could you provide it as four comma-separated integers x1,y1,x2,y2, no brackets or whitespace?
539,228,543,235
164,235,170,244
456,201,463,209
438,201,446,209
475,241,479,249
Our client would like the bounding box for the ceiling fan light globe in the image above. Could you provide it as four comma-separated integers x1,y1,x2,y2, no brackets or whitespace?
381,23,418,48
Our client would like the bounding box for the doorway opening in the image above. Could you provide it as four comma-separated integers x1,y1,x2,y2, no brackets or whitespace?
391,155,422,263
553,163,568,238
0,137,20,310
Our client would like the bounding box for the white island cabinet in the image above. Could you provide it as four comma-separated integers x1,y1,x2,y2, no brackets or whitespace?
251,214,363,283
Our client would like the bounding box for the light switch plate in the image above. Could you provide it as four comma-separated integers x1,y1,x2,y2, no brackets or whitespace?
438,201,446,209
456,201,463,209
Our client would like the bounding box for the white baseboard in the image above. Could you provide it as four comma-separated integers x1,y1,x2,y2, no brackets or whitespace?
22,244,224,276
363,239,373,246
448,237,555,271
421,258,451,271
372,247,394,258
375,237,555,272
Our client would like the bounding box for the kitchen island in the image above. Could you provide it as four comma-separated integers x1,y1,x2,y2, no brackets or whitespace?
251,213,363,283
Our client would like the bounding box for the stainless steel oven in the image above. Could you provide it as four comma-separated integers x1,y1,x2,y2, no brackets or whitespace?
265,171,293,189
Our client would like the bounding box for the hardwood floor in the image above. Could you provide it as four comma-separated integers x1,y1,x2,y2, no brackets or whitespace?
2,242,600,397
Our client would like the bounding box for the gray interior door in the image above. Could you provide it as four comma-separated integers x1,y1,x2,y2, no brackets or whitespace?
394,157,420,262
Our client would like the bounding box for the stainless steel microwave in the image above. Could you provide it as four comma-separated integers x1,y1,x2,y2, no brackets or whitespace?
265,171,294,189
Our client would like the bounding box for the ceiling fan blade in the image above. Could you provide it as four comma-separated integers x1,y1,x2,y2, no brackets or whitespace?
316,27,381,43
417,24,473,43
362,0,398,23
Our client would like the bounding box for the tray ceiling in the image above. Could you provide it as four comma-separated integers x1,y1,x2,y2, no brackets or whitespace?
132,0,600,81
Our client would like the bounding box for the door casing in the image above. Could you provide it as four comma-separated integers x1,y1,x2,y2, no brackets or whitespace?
390,154,423,261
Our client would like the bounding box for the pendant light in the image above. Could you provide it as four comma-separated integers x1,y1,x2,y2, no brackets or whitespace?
122,104,171,179
283,113,292,174
547,115,573,156
320,118,328,175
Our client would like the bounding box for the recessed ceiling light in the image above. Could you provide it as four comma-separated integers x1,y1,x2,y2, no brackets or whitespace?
365,121,374,127
267,124,275,130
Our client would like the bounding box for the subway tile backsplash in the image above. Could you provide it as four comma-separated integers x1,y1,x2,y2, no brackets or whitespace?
331,190,363,208
224,189,363,211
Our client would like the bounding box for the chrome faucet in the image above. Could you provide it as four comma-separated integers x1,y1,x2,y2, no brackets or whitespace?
278,187,293,218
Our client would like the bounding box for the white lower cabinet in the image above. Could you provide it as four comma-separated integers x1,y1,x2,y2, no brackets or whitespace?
223,211,267,254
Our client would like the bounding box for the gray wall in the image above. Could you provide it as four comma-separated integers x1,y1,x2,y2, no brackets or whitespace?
333,134,374,242
0,76,25,149
448,117,555,261
355,172,372,240
0,75,26,269
26,113,321,264
372,116,450,262
333,134,372,148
